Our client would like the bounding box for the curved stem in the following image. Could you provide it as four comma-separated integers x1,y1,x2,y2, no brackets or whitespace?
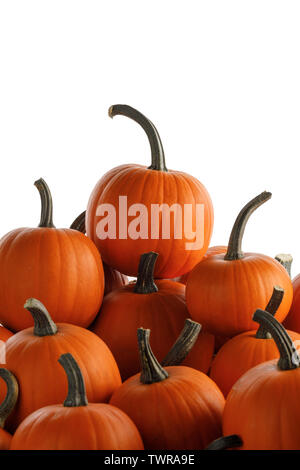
138,328,169,384
58,353,88,407
24,298,57,337
0,369,19,428
134,252,158,294
275,254,293,278
224,191,272,261
70,211,86,234
161,319,202,366
253,309,300,370
256,286,284,339
34,178,55,228
205,435,243,450
109,104,167,172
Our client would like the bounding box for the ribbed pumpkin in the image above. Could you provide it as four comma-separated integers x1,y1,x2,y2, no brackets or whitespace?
0,298,121,431
186,192,293,337
110,328,225,450
175,246,227,284
10,354,143,450
0,369,18,450
210,286,300,397
86,104,213,279
0,179,104,331
91,252,214,380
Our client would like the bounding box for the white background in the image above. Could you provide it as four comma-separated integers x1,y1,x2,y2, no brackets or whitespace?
0,1,300,276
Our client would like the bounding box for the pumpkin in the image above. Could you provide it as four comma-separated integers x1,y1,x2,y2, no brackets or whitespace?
71,211,128,295
221,309,300,450
1,298,121,432
283,272,300,333
86,104,214,279
91,251,214,380
109,328,225,450
0,179,104,331
0,369,18,450
0,326,13,343
10,353,143,450
186,192,293,337
210,286,300,397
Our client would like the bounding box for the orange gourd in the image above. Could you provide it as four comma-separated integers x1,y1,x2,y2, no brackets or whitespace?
0,326,13,343
283,273,300,332
110,328,225,450
10,353,143,450
186,192,293,337
0,369,18,450
86,104,213,279
91,252,214,380
0,179,104,331
1,298,121,431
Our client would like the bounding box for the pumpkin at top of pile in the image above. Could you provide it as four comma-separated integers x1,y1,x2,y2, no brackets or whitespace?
0,179,104,331
186,191,293,337
86,104,213,279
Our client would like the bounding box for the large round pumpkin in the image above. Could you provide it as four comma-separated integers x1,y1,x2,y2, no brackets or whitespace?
10,353,143,450
0,179,104,331
86,104,213,279
186,192,293,337
1,298,121,431
0,369,18,450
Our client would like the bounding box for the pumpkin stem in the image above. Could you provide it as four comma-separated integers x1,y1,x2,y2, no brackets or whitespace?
255,286,284,339
58,353,88,407
134,252,158,294
24,298,58,337
109,104,167,172
161,319,202,366
70,211,86,233
0,369,19,429
224,191,272,261
253,309,300,370
34,178,55,228
138,328,169,384
275,253,293,278
205,435,243,450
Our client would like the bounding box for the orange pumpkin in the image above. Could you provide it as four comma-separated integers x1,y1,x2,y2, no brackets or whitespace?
1,298,121,431
0,326,13,343
210,286,300,397
10,353,143,450
91,252,214,380
0,179,104,331
110,328,225,450
0,369,18,450
283,273,300,332
221,309,300,450
86,104,214,279
186,192,293,337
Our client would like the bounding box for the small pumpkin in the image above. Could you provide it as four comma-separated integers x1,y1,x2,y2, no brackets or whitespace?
186,192,293,337
91,252,214,380
71,211,128,295
86,104,214,279
1,298,121,431
0,179,104,331
10,353,143,450
0,369,18,450
110,328,225,450
210,286,300,397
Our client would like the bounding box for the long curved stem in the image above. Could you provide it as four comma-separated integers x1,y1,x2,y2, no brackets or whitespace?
161,319,201,366
0,369,19,428
34,178,55,228
256,286,284,339
205,435,243,450
253,309,300,370
138,328,169,384
275,254,293,278
109,104,167,172
134,252,158,294
70,211,86,234
58,353,88,407
224,191,272,261
24,298,57,337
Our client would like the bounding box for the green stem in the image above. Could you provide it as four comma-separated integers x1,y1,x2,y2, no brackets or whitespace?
0,369,19,429
109,104,167,172
34,178,55,228
205,435,243,450
275,254,293,278
134,252,158,294
70,211,86,234
161,319,201,366
138,328,169,384
24,298,58,337
255,286,284,339
58,353,88,407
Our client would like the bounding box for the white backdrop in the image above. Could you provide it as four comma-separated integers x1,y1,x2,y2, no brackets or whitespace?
1,1,300,276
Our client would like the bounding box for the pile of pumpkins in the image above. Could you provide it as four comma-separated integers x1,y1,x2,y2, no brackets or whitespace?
0,105,300,450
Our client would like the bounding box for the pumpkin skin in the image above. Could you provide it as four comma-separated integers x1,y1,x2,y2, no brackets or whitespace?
0,326,13,343
0,369,18,450
86,105,213,279
1,299,121,432
283,274,300,332
0,179,104,331
110,329,224,450
186,192,293,337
